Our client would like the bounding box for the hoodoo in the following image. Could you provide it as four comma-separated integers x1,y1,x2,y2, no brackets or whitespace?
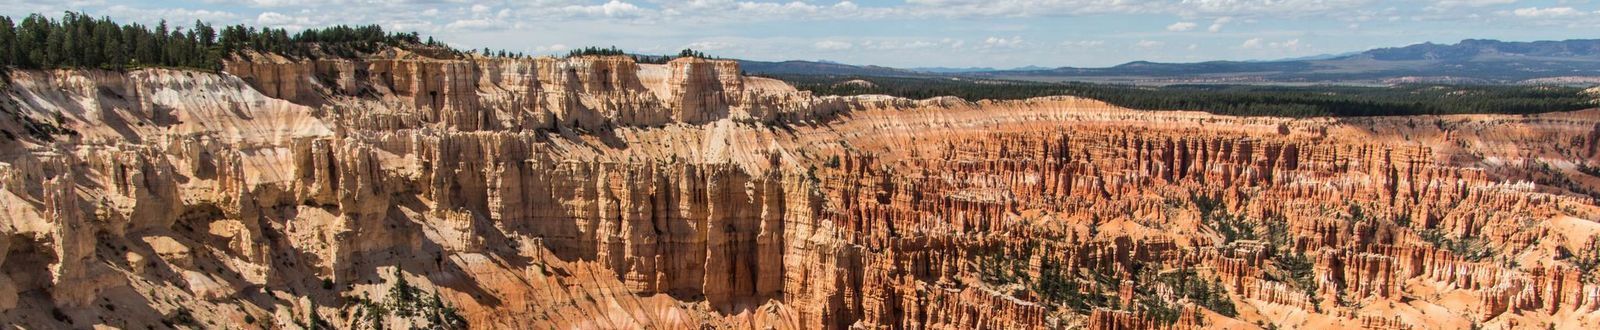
3,50,1599,329
1,14,1600,330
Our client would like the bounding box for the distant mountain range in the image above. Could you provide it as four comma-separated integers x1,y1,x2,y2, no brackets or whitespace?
908,67,998,73
905,66,1052,73
742,39,1600,85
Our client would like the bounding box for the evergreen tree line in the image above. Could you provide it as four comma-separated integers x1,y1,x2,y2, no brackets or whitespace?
566,46,627,57
219,23,423,59
676,48,710,59
779,74,1596,117
566,45,716,64
477,47,530,59
0,11,725,72
0,12,424,71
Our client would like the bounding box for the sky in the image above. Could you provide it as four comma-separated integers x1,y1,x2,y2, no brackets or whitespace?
4,1,1600,68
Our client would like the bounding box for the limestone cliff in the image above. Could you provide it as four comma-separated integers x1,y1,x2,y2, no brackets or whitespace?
1,52,1599,330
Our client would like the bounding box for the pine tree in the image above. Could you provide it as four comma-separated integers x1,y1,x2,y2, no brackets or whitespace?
44,25,64,67
18,14,49,67
0,16,15,66
154,19,168,65
194,20,214,47
100,18,126,69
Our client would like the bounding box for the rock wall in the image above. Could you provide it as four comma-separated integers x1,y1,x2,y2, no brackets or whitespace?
0,54,1599,329
221,51,828,132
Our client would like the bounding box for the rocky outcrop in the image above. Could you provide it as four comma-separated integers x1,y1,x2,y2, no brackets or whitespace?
221,51,828,133
2,53,1600,329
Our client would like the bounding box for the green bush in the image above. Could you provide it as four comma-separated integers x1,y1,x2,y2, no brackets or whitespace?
1419,229,1496,261
1570,236,1600,284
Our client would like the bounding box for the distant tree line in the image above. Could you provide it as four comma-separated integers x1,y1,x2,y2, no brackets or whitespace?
0,12,221,70
632,49,717,64
477,47,529,59
0,12,427,71
0,12,733,73
566,46,717,64
777,74,1595,117
219,23,425,59
676,48,710,59
566,46,627,57
1067,83,1593,117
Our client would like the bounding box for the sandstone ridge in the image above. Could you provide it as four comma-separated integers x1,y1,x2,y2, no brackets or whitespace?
220,50,869,132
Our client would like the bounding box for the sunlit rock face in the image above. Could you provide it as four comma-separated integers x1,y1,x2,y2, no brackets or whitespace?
1,51,1599,329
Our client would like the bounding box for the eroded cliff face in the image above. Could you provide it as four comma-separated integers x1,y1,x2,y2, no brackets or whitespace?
1,52,1600,329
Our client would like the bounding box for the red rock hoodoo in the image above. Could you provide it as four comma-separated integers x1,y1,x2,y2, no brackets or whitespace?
0,51,1598,329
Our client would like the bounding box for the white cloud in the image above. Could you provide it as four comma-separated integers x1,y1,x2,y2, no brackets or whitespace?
445,19,502,31
1432,0,1518,8
1242,37,1264,48
1178,0,1376,15
555,0,645,19
1208,17,1233,32
814,40,854,50
235,0,315,8
535,44,570,53
889,0,1376,19
1063,40,1106,47
1135,40,1165,48
1241,37,1302,50
599,0,644,17
857,40,947,50
97,8,227,25
653,0,880,22
685,41,735,51
1166,21,1198,31
251,10,344,30
984,36,1023,48
944,38,967,49
1510,7,1583,18
256,11,295,26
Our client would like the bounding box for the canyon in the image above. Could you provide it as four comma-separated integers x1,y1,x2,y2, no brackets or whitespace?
1,48,1599,329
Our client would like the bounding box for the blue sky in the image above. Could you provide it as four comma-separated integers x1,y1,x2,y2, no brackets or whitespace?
4,1,1600,68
